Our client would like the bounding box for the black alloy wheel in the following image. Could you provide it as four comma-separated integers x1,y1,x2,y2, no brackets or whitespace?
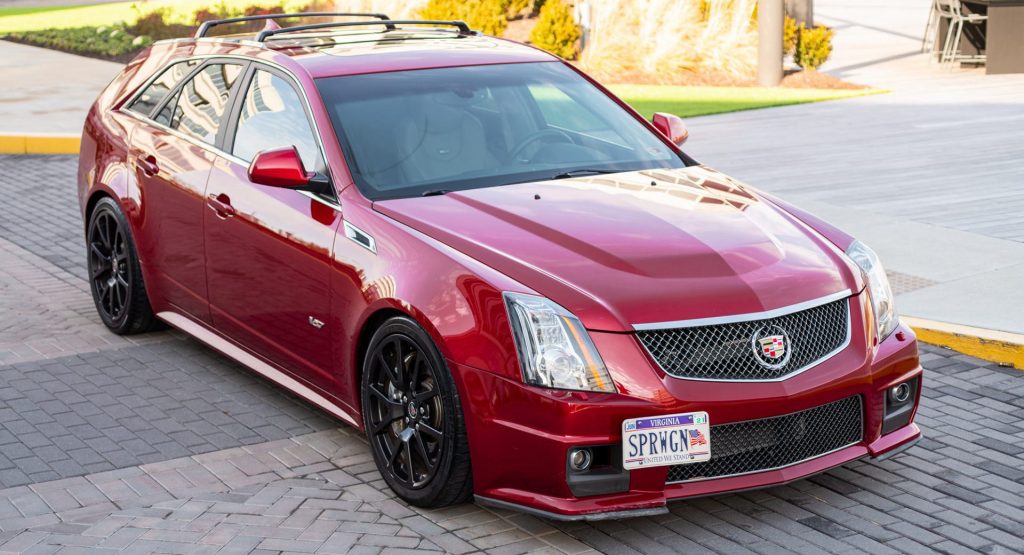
86,197,158,334
362,317,472,507
88,208,129,320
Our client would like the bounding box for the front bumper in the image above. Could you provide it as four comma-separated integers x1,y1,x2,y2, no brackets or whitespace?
451,296,922,520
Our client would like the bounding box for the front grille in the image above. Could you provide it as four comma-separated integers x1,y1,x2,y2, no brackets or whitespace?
666,396,863,483
637,296,850,381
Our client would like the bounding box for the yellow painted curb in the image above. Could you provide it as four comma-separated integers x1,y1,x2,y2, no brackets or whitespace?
0,134,80,154
904,316,1024,369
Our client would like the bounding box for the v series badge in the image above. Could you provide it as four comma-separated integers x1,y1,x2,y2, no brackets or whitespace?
308,316,325,330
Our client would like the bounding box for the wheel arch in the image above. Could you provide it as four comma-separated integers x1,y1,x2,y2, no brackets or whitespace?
81,159,135,233
349,302,452,415
354,306,409,389
333,198,527,419
84,189,114,228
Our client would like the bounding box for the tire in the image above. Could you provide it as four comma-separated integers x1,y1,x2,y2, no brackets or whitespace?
86,197,159,335
361,316,473,508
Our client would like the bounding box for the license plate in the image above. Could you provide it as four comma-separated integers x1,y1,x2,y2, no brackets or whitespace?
622,412,711,470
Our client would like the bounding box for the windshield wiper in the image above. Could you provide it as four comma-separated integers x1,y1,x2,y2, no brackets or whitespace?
421,189,452,197
551,169,618,180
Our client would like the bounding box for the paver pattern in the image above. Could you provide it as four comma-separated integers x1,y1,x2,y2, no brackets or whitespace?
0,235,170,365
1,153,1023,554
1,344,1023,555
0,340,335,488
0,155,86,281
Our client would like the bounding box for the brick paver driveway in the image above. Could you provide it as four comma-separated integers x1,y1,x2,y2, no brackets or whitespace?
1,155,1022,554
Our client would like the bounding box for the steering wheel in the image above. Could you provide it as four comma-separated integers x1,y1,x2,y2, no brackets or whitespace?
509,129,574,163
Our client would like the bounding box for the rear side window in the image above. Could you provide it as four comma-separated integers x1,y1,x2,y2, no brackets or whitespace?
126,59,199,117
232,69,322,171
166,63,243,144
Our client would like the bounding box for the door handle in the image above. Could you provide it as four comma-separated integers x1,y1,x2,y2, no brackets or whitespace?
207,193,236,218
137,155,159,177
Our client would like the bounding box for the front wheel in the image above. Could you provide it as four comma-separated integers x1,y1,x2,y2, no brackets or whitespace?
361,316,473,507
86,197,159,334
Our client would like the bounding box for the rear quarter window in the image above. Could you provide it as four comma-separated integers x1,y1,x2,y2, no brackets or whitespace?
126,59,200,118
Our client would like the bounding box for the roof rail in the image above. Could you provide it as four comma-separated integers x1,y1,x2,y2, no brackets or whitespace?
195,12,394,39
256,19,473,42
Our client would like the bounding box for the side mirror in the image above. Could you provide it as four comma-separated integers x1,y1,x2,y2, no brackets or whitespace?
248,146,313,188
651,112,689,146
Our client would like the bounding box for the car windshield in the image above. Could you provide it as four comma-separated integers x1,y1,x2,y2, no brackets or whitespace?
316,62,688,200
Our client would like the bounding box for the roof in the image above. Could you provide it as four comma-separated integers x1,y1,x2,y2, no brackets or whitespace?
185,28,557,79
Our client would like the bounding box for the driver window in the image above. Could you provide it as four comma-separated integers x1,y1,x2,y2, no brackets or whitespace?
233,69,323,172
527,84,620,143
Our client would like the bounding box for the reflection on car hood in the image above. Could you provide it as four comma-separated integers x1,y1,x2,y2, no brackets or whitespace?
373,166,861,332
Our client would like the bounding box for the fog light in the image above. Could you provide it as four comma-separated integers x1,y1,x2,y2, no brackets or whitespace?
890,382,912,403
882,376,919,435
568,448,592,472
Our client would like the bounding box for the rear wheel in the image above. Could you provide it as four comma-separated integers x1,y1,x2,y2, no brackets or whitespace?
361,316,473,507
86,197,158,334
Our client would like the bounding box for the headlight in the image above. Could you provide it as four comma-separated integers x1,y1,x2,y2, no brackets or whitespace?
504,292,616,393
845,241,898,341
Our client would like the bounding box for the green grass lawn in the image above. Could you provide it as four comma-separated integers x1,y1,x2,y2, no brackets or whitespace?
610,84,884,119
0,5,70,18
0,0,307,33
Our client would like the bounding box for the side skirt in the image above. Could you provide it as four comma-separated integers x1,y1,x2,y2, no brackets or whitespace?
157,310,361,429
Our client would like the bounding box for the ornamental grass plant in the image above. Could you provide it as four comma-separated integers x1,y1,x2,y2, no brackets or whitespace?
580,0,758,82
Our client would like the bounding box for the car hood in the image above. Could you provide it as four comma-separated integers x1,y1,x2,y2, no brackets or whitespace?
373,166,862,332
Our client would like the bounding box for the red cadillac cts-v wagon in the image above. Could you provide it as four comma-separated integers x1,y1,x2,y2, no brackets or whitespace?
78,14,922,520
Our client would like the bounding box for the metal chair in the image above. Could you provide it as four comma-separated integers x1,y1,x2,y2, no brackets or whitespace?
921,0,950,54
937,0,987,67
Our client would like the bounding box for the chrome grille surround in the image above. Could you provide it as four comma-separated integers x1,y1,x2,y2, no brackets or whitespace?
666,395,864,484
634,291,852,381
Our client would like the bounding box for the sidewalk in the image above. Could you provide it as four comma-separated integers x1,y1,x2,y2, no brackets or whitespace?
684,0,1024,334
0,40,122,135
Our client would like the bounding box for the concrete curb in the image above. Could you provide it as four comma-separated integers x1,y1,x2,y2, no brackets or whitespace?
905,316,1024,370
0,134,80,155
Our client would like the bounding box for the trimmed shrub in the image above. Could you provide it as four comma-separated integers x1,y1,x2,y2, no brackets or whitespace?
3,26,142,61
507,0,532,18
418,0,510,36
130,9,191,41
469,0,509,35
192,3,238,26
529,0,580,60
794,23,833,69
783,15,798,56
244,4,286,17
